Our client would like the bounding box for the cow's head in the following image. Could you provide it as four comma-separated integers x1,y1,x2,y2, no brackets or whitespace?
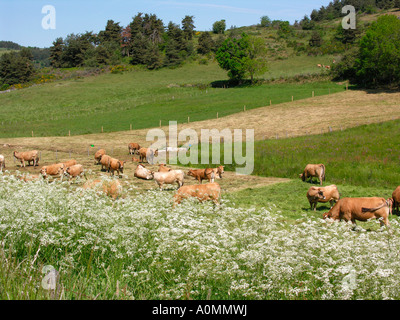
299,173,305,181
187,169,195,177
64,167,71,176
119,161,125,173
217,166,225,178
40,167,48,178
317,190,326,200
322,212,331,219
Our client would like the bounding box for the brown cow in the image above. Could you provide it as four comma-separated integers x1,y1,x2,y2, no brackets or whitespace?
108,158,125,177
187,168,214,184
392,186,400,215
323,197,391,227
134,164,154,180
307,185,340,211
0,154,5,172
13,150,39,167
82,179,122,200
100,154,112,172
94,149,106,165
173,183,221,208
300,164,326,185
128,143,141,155
153,170,184,190
40,163,65,181
64,164,87,182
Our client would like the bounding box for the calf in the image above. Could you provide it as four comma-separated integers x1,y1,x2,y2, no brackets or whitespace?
94,149,106,165
40,163,65,181
128,143,141,155
391,186,400,215
300,164,326,185
187,168,215,184
173,183,221,208
323,197,391,227
153,170,184,190
307,184,340,211
13,150,39,167
64,164,87,182
212,166,225,180
0,154,5,172
134,164,154,180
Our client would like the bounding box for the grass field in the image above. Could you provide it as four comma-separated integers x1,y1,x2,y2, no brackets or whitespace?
0,59,342,138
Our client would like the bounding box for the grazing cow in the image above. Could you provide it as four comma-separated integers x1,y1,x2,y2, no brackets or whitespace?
134,164,154,180
13,150,39,167
173,183,221,208
317,64,322,68
0,154,5,172
307,184,340,211
153,170,184,190
138,148,158,164
212,166,225,180
158,163,172,172
82,179,122,200
325,65,331,70
40,163,65,181
128,143,141,155
187,168,215,184
100,154,112,172
300,164,326,185
94,149,106,165
107,158,125,177
64,164,87,182
392,186,400,215
323,197,391,227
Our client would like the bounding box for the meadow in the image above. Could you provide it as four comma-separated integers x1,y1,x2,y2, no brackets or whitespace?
0,59,341,138
1,174,399,300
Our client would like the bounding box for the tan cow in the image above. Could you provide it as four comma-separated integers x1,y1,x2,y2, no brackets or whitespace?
134,164,154,180
64,164,87,182
153,170,184,190
100,154,112,172
158,163,172,172
392,186,400,215
173,183,221,208
128,143,141,155
307,185,340,211
212,166,225,180
187,168,215,184
300,164,325,185
40,163,65,181
13,150,39,167
138,148,158,164
0,154,5,172
107,158,125,177
94,149,106,165
323,197,391,227
82,179,122,200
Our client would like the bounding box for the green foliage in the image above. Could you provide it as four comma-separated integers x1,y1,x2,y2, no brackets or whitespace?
212,20,226,34
356,14,400,88
260,16,272,28
197,32,215,55
216,33,268,83
0,48,35,85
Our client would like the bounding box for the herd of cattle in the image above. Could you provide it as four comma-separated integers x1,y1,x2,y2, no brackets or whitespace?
0,148,399,227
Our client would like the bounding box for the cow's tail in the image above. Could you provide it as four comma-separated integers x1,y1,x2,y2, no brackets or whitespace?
361,200,390,213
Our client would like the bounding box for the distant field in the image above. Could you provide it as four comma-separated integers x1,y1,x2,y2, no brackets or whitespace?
0,60,344,138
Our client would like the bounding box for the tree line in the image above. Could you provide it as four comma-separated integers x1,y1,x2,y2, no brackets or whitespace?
49,14,230,70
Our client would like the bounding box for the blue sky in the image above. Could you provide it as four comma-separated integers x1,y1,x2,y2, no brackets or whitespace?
0,0,332,48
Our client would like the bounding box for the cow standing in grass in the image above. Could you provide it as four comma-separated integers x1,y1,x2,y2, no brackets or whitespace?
300,164,325,185
307,185,340,211
392,186,400,215
13,150,39,167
